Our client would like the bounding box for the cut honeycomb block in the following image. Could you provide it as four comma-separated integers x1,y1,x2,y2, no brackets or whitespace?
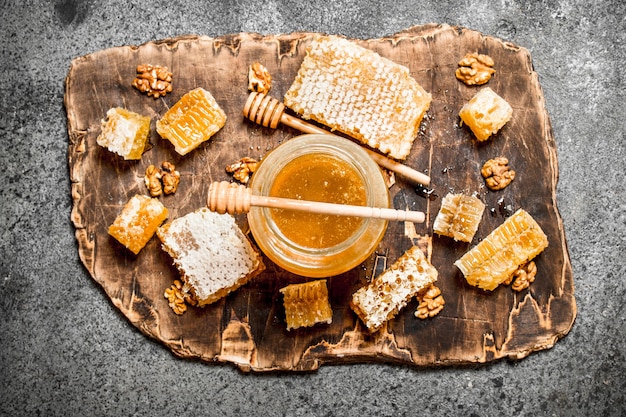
97,108,151,160
351,246,438,333
157,209,264,306
459,87,512,141
284,35,431,160
108,194,168,254
433,193,485,242
280,279,333,331
156,87,227,155
454,209,548,291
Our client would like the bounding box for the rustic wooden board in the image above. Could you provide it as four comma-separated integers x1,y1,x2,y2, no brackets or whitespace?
65,24,575,372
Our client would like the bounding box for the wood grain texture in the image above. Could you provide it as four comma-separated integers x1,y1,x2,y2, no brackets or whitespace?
65,24,576,372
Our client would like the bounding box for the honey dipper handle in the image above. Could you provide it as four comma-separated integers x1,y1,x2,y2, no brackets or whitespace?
207,181,425,223
255,195,426,223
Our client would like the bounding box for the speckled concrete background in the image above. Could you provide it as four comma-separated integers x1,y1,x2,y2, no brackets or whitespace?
1,1,624,416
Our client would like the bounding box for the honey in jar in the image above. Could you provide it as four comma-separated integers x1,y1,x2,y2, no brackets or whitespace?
268,152,366,248
247,134,389,278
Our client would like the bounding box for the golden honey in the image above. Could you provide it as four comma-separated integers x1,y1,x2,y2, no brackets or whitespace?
268,153,366,249
248,134,389,278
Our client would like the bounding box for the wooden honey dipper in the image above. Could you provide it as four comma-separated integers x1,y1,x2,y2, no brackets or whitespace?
242,92,431,186
207,181,426,223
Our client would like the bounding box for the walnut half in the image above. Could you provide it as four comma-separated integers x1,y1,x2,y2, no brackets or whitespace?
415,284,445,319
248,62,272,94
160,161,180,195
510,261,537,292
144,164,163,197
226,157,259,184
481,157,516,190
456,53,496,86
164,280,197,315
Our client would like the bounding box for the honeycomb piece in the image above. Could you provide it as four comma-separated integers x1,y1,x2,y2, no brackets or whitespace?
156,88,227,156
459,87,512,141
454,209,548,291
156,209,264,306
280,280,333,331
351,246,438,333
284,35,432,160
96,108,151,160
108,194,168,255
433,193,485,242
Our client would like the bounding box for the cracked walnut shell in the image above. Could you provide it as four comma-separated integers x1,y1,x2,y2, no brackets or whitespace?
481,157,516,190
132,64,173,98
456,52,496,86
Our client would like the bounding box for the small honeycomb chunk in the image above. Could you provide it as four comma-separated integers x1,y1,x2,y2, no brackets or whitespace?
280,280,333,331
433,193,485,242
108,194,168,254
97,108,151,160
156,88,227,156
459,87,512,141
454,209,548,291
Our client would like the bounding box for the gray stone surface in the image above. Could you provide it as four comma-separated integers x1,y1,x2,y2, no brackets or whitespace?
1,0,624,416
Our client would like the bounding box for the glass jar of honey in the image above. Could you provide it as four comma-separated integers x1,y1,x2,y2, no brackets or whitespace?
247,134,389,277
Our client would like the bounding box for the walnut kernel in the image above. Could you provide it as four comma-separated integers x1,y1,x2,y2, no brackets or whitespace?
248,62,272,94
144,165,163,197
144,161,180,196
481,157,516,190
415,284,445,319
226,157,259,184
456,53,496,86
133,64,173,98
511,261,537,291
160,161,180,195
164,280,197,315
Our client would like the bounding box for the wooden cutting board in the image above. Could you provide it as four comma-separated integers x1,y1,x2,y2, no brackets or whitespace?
65,23,576,372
